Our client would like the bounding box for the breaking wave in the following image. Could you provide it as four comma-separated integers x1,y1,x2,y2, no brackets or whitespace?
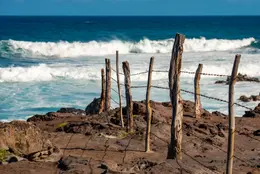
0,37,257,58
0,62,259,82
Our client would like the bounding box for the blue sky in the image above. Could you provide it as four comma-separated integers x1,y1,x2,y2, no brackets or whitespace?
0,0,259,16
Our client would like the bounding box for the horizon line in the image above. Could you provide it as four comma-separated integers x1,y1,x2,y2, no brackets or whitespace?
0,15,260,17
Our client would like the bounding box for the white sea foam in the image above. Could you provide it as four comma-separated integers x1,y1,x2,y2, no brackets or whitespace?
0,61,259,82
0,64,101,82
0,37,256,58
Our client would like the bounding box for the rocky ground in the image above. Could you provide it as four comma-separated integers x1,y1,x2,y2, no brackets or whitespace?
0,100,259,174
239,94,260,102
215,73,260,84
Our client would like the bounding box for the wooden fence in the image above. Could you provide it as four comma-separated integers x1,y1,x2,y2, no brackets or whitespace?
99,33,251,174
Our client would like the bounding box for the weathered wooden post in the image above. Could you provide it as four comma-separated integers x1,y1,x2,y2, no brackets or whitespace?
99,68,105,113
194,64,203,118
145,57,154,152
122,61,133,132
167,33,185,160
226,54,241,174
105,59,111,112
116,51,124,128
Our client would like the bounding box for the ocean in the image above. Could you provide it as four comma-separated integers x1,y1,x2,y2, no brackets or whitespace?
0,16,259,121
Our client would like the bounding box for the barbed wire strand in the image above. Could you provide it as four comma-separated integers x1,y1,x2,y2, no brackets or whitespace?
151,85,253,111
153,70,230,77
131,85,147,89
112,66,149,76
180,89,253,111
111,67,124,75
110,97,120,105
130,71,149,76
181,71,230,77
111,77,118,83
111,87,126,98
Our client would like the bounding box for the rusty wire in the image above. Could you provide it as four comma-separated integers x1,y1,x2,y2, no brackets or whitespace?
111,67,124,75
131,85,147,89
181,71,230,77
111,87,126,98
130,71,149,76
110,97,119,105
112,66,148,76
151,85,253,111
180,89,253,111
153,69,230,77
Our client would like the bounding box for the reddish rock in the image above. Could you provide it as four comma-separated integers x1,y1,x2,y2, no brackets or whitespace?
0,121,53,156
85,98,101,114
57,108,85,115
27,112,58,122
216,73,260,84
243,103,260,118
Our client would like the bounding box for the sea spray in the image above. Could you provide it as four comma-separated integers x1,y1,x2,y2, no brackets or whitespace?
0,37,256,58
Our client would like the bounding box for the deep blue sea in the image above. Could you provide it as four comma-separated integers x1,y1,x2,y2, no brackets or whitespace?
0,16,259,121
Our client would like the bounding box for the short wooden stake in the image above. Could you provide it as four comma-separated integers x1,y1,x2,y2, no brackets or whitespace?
167,33,185,160
194,64,203,118
226,55,241,174
145,57,154,152
99,68,105,114
105,59,111,112
116,51,124,128
122,61,133,132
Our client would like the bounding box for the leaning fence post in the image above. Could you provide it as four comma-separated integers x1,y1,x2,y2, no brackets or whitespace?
194,64,203,118
226,55,241,174
122,61,133,132
116,51,124,128
105,59,111,112
99,68,105,114
145,57,154,152
167,33,185,160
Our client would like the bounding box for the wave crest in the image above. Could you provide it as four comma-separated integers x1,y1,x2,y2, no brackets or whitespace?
0,62,259,83
0,37,256,58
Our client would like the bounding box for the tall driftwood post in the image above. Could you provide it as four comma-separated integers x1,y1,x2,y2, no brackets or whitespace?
105,59,111,112
167,33,185,160
226,54,241,174
194,64,203,118
122,61,133,132
116,51,124,128
99,68,105,113
145,57,154,152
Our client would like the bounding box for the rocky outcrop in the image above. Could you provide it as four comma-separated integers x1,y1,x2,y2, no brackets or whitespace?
27,112,58,122
85,98,101,115
26,146,62,162
243,103,260,118
27,108,86,123
239,95,251,102
57,156,108,173
58,156,88,171
128,100,212,123
57,108,86,116
253,130,260,136
1,98,260,174
239,94,260,102
212,111,227,117
231,73,260,83
0,121,53,155
0,150,26,165
215,73,260,84
56,121,121,136
0,121,61,163
182,100,211,118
